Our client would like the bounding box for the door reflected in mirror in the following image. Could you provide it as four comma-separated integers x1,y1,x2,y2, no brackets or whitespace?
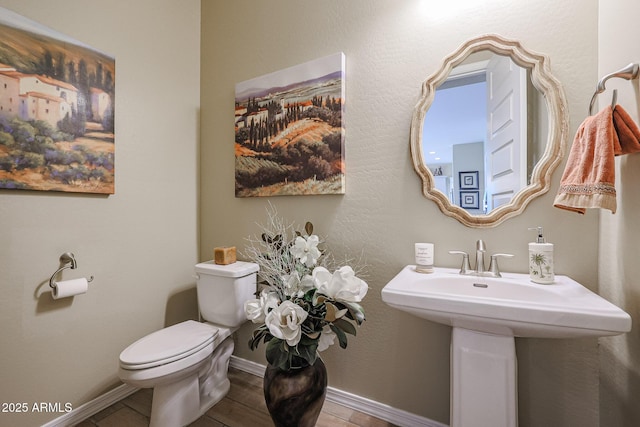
410,34,568,227
423,52,548,214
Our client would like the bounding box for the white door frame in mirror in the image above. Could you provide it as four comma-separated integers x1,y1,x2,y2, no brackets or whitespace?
410,34,569,228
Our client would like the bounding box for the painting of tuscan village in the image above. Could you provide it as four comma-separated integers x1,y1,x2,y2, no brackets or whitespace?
235,53,345,197
0,7,115,194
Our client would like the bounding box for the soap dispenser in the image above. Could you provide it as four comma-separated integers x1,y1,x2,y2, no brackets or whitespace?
528,227,554,284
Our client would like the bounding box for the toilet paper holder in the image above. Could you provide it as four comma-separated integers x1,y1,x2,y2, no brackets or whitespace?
48,252,94,289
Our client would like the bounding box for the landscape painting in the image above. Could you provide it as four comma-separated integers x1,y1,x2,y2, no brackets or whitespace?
235,52,345,197
0,7,115,194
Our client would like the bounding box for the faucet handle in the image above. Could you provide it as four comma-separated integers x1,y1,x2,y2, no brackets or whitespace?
449,250,471,275
488,253,514,277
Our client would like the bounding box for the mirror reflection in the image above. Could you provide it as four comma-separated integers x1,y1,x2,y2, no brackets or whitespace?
410,34,568,228
423,52,548,214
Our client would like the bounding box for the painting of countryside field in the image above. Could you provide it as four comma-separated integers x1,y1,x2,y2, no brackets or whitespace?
0,7,115,194
235,53,345,197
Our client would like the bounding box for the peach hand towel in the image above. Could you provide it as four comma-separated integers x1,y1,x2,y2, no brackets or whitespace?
554,105,640,214
612,104,640,155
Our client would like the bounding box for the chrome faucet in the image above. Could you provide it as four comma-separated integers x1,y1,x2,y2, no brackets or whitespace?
475,240,486,274
449,240,514,277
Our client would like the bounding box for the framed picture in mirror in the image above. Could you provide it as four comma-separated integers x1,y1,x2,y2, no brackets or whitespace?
459,171,479,190
460,191,480,209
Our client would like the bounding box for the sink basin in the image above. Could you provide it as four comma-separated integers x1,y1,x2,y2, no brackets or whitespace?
381,266,631,338
382,266,631,427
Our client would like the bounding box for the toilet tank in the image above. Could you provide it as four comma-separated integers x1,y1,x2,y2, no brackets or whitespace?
194,260,259,327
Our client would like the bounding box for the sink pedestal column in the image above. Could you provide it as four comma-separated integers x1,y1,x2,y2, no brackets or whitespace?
451,328,517,427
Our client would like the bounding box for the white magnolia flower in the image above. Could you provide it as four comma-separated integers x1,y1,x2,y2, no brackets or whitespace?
282,272,301,295
261,290,279,311
290,235,321,267
244,299,263,323
265,300,308,346
312,266,368,303
299,273,316,293
244,290,278,323
317,325,336,352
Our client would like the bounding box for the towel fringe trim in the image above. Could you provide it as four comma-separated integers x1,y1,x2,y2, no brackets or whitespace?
557,182,616,196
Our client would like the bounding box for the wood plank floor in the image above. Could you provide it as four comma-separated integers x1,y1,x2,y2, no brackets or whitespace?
76,367,399,427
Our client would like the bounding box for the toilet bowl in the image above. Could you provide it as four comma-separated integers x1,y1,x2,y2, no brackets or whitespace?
118,261,258,427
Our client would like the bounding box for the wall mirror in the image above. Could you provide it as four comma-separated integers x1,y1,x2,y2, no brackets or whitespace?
410,34,569,227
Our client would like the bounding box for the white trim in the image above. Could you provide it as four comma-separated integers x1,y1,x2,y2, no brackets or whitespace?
41,384,138,427
229,356,447,427
44,356,447,427
229,354,265,376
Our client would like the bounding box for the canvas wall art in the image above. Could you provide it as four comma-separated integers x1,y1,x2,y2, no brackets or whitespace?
0,7,115,194
235,53,345,197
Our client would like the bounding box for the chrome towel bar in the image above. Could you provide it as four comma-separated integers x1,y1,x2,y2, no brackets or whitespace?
589,62,639,115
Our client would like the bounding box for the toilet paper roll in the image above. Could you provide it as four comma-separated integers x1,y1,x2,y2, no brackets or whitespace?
52,278,88,300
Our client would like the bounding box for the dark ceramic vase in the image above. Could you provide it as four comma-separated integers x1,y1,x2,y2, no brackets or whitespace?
263,358,328,427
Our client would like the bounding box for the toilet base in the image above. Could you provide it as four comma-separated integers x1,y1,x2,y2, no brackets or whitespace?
149,336,235,427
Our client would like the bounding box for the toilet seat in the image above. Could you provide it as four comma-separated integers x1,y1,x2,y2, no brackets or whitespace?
120,320,219,370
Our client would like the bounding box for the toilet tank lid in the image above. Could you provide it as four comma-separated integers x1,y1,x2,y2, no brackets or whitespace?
195,260,259,278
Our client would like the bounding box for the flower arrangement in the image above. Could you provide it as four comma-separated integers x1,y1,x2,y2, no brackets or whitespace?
243,207,367,371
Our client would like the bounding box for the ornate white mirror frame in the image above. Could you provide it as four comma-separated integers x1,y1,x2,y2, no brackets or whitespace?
410,34,569,228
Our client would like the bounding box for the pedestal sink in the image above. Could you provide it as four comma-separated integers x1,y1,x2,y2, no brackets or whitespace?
381,266,632,427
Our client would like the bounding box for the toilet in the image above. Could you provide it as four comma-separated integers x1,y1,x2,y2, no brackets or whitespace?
118,260,259,427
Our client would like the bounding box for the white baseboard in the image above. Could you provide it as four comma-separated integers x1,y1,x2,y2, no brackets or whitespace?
229,356,447,427
44,356,446,427
41,383,138,427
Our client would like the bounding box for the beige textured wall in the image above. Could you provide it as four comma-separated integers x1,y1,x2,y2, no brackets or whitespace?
598,1,640,426
4,1,633,427
0,1,201,426
201,1,601,426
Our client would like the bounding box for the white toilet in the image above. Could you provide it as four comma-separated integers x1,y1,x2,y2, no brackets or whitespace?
118,260,258,427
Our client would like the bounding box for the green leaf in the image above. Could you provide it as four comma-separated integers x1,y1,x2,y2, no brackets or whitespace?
330,324,348,349
248,327,269,351
299,334,318,345
337,301,366,324
296,341,318,366
333,318,357,336
265,338,289,370
312,292,326,306
325,302,348,322
304,288,318,302
264,338,320,371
